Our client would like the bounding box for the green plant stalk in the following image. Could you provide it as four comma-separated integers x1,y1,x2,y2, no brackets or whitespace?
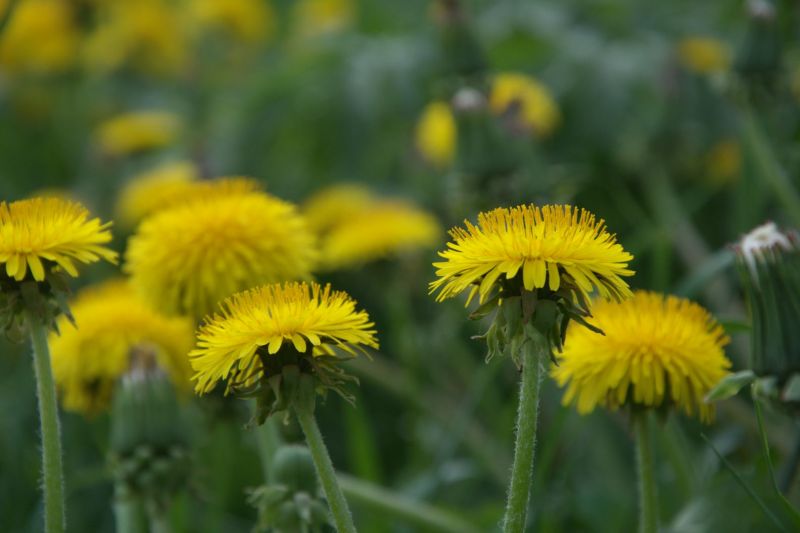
113,488,147,533
254,407,283,482
146,502,171,533
634,413,658,533
502,339,543,533
296,408,357,533
27,311,66,533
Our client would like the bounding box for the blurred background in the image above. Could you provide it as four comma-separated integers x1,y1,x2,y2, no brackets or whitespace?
2,0,800,531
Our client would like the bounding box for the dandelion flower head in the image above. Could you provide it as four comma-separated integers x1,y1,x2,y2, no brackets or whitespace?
95,111,182,156
415,101,457,168
489,73,560,137
677,37,730,75
115,161,199,227
553,291,731,422
0,0,78,75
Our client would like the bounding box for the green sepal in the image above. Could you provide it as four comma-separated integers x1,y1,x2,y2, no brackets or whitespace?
705,370,757,402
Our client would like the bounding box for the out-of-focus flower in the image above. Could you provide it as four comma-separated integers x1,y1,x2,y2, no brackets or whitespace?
0,0,79,75
301,183,374,235
95,111,181,156
677,37,731,75
125,181,316,319
704,139,741,185
115,161,200,228
50,281,194,415
189,0,276,44
84,0,189,75
553,291,731,422
489,73,560,138
292,0,354,40
415,101,457,168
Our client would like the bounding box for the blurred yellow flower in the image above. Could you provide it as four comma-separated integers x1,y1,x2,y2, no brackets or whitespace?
191,281,378,395
125,182,317,319
84,0,188,75
0,0,79,75
430,204,633,305
489,73,560,137
0,197,116,282
677,37,730,75
415,101,457,168
553,291,731,422
301,183,374,234
292,0,354,40
190,0,276,44
704,139,741,185
50,280,194,415
115,161,199,228
95,111,181,156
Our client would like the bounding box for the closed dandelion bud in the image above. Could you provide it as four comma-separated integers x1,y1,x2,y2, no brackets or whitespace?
735,223,800,387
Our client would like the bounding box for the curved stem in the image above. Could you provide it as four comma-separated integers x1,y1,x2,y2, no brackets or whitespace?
296,409,357,533
502,338,543,533
634,413,658,533
27,311,66,533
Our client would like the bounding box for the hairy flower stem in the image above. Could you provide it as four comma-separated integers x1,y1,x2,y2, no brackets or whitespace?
296,408,357,533
502,337,544,533
635,413,658,533
27,311,66,533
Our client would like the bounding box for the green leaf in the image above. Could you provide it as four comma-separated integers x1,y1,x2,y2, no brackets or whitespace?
704,370,757,402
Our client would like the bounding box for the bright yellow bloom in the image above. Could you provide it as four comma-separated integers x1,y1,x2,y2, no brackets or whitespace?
430,204,634,305
190,0,276,44
95,111,181,156
83,0,188,75
115,161,200,228
191,281,378,394
50,280,194,415
292,0,354,40
415,101,457,168
125,184,316,319
553,291,731,422
489,73,560,137
301,183,374,234
0,0,79,75
677,37,730,75
705,139,741,185
0,198,116,282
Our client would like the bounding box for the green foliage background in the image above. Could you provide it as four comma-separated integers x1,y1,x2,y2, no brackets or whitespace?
2,0,800,531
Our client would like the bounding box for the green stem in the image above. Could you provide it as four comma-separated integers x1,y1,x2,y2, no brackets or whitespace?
254,407,283,482
27,311,66,533
146,501,171,533
113,487,147,533
338,473,480,533
296,408,357,533
502,338,543,533
634,413,658,533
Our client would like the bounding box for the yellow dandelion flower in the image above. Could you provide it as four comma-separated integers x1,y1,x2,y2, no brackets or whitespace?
319,201,441,270
553,291,731,422
489,73,560,137
677,37,730,75
0,197,116,282
0,0,79,75
292,0,354,40
191,281,378,395
190,0,276,44
704,139,741,185
115,161,199,228
301,183,374,234
125,185,316,319
95,111,181,157
430,204,634,305
415,101,457,168
49,280,194,415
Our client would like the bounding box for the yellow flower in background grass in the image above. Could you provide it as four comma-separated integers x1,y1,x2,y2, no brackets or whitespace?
50,280,194,415
115,161,200,228
430,204,634,305
0,198,116,282
489,73,560,137
292,0,354,40
301,183,374,234
125,181,316,319
705,139,741,185
84,0,188,75
553,291,731,422
190,0,276,44
415,101,457,168
677,37,730,75
0,0,79,75
191,281,378,395
95,111,181,156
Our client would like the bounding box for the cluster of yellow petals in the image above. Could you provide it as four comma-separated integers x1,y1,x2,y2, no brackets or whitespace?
489,73,560,137
303,184,441,270
125,180,316,319
415,101,457,168
95,111,182,156
0,197,116,282
430,204,633,305
191,281,378,394
50,281,194,415
553,291,731,422
115,161,200,228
